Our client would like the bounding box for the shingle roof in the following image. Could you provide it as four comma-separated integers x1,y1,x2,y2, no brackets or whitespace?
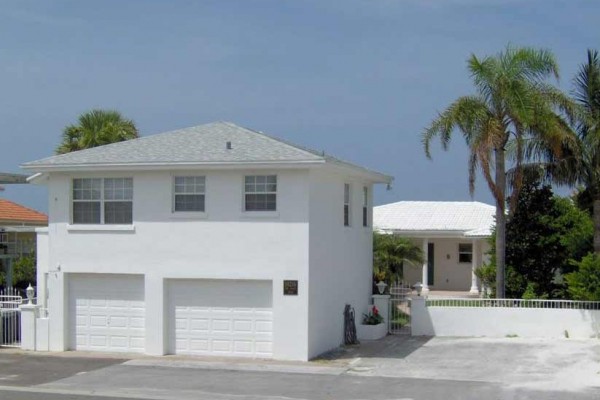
22,122,390,184
374,201,495,237
0,199,48,225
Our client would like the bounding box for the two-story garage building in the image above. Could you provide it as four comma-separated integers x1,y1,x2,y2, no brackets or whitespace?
23,122,392,361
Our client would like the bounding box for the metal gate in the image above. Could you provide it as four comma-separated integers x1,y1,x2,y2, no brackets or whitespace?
0,287,22,348
389,282,411,334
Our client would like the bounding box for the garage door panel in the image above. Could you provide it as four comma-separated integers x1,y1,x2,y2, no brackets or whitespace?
168,279,273,358
69,274,145,353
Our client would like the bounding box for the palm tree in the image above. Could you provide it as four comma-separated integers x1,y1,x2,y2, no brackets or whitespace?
373,233,423,285
530,50,600,253
422,46,573,298
56,109,139,154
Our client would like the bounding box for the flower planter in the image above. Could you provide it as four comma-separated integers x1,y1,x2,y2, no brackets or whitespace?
357,322,387,341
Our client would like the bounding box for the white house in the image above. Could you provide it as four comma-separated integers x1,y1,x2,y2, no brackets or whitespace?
22,122,392,361
373,201,494,294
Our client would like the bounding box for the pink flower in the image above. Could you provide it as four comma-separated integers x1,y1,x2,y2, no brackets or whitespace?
373,306,379,315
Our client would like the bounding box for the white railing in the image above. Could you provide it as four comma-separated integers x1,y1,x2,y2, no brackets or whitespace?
426,297,600,310
0,288,23,348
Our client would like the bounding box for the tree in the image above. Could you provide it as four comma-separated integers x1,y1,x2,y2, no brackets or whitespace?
566,253,600,301
483,178,592,299
531,50,600,254
373,233,423,285
423,46,573,297
56,109,139,154
12,254,36,289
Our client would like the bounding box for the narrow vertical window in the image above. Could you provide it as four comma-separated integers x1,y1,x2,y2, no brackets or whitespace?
362,186,368,227
344,183,351,226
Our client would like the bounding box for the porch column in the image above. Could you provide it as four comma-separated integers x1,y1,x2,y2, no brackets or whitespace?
469,239,479,294
421,238,429,294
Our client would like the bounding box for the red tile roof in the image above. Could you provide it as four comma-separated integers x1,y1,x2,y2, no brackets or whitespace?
0,199,48,225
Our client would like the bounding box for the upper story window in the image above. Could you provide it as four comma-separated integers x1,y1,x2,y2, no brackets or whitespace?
244,175,277,211
362,186,368,227
72,178,133,225
344,183,351,226
173,176,205,212
458,243,473,263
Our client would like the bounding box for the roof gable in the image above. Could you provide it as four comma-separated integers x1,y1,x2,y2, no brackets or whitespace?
0,199,48,225
374,201,495,237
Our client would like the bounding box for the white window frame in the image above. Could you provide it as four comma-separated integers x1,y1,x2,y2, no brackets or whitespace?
172,176,206,213
71,178,133,225
244,175,277,212
344,183,351,227
362,186,368,227
458,243,473,263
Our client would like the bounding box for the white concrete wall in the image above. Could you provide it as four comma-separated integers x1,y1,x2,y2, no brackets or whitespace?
403,238,489,291
43,169,311,360
412,299,600,338
307,170,373,358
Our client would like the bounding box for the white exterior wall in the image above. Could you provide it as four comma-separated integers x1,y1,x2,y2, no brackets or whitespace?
403,238,490,291
307,170,373,358
412,299,600,338
43,169,311,360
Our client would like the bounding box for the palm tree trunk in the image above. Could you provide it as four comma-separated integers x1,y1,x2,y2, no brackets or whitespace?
594,197,600,254
495,147,507,298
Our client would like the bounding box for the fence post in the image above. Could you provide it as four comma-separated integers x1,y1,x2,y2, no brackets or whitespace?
373,294,391,333
19,304,40,350
410,296,433,336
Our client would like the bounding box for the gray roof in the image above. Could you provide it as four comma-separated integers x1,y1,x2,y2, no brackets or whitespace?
22,122,391,181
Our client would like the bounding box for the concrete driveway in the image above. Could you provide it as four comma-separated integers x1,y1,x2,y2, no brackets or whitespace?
326,335,600,392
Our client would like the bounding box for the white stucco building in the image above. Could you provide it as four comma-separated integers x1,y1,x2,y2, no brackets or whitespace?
374,201,494,294
22,122,391,361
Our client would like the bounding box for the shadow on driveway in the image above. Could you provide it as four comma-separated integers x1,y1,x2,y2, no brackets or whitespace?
315,334,431,363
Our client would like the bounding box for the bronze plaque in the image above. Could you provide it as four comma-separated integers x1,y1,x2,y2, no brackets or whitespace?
283,280,298,295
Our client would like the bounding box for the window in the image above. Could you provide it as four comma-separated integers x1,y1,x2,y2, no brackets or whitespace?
362,186,368,227
244,175,277,211
344,183,351,226
173,176,205,212
72,178,133,224
458,243,473,263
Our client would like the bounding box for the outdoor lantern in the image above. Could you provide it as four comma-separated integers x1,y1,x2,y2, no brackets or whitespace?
26,283,34,305
414,282,423,296
376,281,388,295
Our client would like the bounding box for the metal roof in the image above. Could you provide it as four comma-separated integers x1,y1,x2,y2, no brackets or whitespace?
374,201,495,238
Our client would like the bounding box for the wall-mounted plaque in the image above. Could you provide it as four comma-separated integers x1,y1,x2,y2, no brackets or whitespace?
283,280,298,295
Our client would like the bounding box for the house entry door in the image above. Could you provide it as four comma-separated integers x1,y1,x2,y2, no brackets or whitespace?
428,243,435,286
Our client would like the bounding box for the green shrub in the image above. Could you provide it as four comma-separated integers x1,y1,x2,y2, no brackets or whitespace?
566,253,600,301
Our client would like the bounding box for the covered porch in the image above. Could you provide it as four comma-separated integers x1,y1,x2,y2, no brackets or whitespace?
374,201,495,295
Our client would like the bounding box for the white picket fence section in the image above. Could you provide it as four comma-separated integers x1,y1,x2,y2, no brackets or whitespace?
0,287,23,347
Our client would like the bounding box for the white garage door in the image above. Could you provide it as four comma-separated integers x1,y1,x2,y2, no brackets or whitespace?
69,274,145,353
168,280,273,358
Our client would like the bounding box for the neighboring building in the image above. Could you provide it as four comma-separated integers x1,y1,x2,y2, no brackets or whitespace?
23,121,392,361
373,201,494,294
0,199,48,286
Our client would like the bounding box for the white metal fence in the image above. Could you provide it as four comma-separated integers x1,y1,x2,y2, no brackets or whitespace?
0,287,23,348
426,298,600,310
389,281,412,334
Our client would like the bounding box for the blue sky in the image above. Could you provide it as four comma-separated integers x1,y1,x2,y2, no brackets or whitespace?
1,0,598,212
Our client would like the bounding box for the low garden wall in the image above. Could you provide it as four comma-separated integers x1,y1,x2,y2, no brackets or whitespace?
411,297,600,338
